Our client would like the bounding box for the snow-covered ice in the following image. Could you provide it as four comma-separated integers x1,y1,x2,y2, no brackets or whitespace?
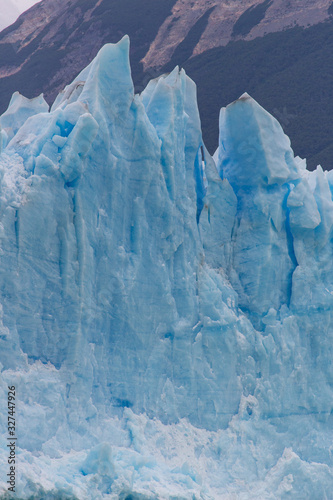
0,36,332,498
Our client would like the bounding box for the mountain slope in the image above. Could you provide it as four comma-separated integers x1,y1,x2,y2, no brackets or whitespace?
143,0,333,69
180,21,333,170
0,1,20,32
0,0,177,108
0,0,333,169
0,0,41,31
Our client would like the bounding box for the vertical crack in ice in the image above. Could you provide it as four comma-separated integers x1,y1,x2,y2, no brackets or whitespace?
70,187,85,365
194,145,205,223
14,208,19,259
284,184,298,308
57,224,69,296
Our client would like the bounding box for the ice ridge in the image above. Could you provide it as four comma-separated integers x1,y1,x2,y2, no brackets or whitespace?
0,36,332,499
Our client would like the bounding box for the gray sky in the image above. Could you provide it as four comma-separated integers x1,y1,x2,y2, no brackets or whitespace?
0,0,41,32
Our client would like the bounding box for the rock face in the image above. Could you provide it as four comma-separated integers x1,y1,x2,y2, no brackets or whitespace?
0,1,20,33
0,0,69,46
0,0,177,112
1,0,333,171
0,0,332,106
0,0,41,32
143,0,333,69
0,37,332,499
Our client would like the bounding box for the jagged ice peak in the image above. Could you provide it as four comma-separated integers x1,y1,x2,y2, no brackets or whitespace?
0,37,332,499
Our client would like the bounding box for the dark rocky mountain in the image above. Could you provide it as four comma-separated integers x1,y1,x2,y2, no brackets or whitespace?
0,0,177,107
142,0,332,69
1,0,333,169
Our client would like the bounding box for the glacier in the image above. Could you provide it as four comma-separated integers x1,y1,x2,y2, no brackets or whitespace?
0,35,332,499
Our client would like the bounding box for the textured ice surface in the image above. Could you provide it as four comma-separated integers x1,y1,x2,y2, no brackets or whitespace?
0,37,332,499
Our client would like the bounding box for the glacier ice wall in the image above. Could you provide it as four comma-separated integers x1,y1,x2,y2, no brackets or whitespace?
0,36,332,499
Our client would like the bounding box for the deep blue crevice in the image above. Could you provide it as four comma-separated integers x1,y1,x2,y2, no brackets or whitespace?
283,185,298,307
14,209,19,252
194,145,206,223
113,398,133,408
